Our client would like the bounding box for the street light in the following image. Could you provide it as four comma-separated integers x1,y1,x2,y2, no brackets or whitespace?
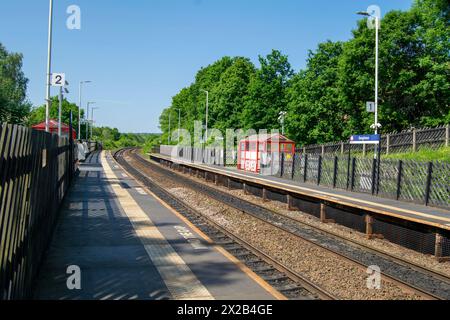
201,90,209,142
86,101,96,140
45,0,54,132
78,80,92,140
357,10,381,141
278,111,287,135
58,81,70,137
91,107,100,139
168,111,171,144
357,10,381,160
175,108,182,144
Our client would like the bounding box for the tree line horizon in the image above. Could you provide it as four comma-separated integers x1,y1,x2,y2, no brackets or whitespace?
159,0,449,146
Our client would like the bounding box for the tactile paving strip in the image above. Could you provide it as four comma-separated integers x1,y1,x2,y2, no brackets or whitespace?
102,152,214,300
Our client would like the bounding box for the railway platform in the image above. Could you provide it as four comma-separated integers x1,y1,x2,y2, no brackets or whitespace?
33,151,280,300
149,153,450,260
150,153,450,231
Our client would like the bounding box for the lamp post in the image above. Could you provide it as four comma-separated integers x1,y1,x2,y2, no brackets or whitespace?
357,10,381,158
168,111,171,144
176,108,181,144
201,90,209,142
45,0,54,132
58,82,69,137
278,111,287,135
78,80,92,140
91,107,99,139
357,11,380,135
86,101,96,140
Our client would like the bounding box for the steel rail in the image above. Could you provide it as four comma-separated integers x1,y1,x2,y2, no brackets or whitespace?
113,148,336,301
128,148,449,300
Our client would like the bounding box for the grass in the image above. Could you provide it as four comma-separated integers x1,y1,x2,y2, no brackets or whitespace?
382,146,450,163
346,146,450,163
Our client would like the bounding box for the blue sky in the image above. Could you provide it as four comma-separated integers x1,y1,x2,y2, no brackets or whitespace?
1,0,413,133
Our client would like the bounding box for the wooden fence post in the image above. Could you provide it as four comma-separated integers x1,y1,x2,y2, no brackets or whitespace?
412,129,417,152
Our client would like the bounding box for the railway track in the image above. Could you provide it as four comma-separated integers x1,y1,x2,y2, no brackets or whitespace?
113,148,335,300
115,148,450,300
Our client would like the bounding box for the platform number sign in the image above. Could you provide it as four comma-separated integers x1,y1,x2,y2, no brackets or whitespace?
51,73,66,87
366,101,375,113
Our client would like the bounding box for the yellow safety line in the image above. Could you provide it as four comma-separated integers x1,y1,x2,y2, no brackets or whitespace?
111,151,285,300
101,152,214,300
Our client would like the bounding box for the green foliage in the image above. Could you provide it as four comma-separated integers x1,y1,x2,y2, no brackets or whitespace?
27,96,85,135
383,147,450,162
159,1,449,147
211,57,256,132
243,50,293,131
92,126,161,151
0,43,30,124
286,41,344,144
159,56,257,144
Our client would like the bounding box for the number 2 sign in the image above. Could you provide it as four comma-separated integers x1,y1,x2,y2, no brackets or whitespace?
51,73,66,87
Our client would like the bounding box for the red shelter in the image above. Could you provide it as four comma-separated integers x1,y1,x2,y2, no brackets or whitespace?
32,119,77,140
238,133,295,173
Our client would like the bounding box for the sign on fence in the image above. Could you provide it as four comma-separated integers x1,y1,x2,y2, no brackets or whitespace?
350,135,380,145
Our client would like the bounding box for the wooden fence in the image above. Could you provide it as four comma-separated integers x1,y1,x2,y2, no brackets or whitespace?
0,123,77,299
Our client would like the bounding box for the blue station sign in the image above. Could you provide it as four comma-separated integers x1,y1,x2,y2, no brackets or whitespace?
350,134,381,144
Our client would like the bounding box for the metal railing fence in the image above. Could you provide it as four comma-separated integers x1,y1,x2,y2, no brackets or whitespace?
159,145,449,209
303,125,450,156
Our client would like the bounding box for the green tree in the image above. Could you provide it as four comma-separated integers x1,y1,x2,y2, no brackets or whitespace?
0,43,30,124
27,96,85,136
210,57,256,132
286,41,345,144
338,1,449,134
158,0,449,146
242,50,294,131
91,126,160,150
